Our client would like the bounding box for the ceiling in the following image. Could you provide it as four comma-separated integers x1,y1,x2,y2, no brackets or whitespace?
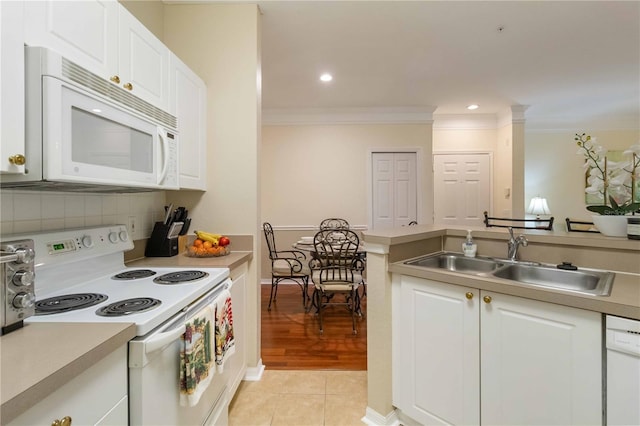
256,1,640,127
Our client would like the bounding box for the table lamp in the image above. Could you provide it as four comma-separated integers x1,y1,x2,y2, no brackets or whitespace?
527,196,551,219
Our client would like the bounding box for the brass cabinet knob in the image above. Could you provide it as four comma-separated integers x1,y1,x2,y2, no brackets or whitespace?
110,75,121,84
51,416,72,426
483,295,492,304
465,292,474,300
123,82,133,91
8,154,26,165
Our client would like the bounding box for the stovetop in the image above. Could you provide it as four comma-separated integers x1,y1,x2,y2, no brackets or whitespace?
7,225,230,336
26,265,229,335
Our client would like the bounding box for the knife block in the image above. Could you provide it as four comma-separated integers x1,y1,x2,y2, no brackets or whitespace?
145,222,179,257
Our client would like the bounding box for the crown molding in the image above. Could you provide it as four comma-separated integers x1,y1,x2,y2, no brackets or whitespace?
525,114,640,132
262,107,437,125
432,114,499,130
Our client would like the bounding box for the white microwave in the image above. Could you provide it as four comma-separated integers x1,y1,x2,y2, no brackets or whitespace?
1,46,179,191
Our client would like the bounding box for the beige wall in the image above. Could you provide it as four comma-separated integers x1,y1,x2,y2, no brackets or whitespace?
119,0,164,40
433,127,497,152
162,3,262,369
525,129,640,225
262,123,432,227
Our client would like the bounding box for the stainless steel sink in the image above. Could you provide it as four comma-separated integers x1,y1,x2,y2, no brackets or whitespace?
406,252,504,273
404,252,614,296
492,263,614,296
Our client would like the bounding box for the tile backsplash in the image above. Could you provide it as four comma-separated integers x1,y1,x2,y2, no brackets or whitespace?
0,190,166,240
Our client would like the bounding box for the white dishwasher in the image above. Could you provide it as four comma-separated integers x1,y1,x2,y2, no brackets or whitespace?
606,315,640,425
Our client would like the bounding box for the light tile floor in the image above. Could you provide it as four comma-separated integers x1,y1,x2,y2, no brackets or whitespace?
228,370,368,426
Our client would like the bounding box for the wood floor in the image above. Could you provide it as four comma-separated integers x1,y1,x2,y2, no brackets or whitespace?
260,283,367,370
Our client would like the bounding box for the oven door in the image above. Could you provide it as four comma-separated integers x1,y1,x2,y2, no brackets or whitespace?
128,285,231,426
42,76,178,189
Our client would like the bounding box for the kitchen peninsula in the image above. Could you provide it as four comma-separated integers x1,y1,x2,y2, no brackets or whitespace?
362,224,640,425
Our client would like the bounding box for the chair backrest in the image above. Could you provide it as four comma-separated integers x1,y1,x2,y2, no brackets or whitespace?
319,218,350,230
262,222,278,259
312,229,361,283
483,211,554,230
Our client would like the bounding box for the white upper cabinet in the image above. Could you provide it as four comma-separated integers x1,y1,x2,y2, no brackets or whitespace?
117,5,170,111
24,0,170,111
0,1,25,174
23,0,118,80
169,54,207,190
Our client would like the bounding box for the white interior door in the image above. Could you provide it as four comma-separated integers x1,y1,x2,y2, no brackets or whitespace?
434,153,490,227
372,152,417,229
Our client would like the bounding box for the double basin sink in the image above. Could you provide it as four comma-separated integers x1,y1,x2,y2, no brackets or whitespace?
404,252,614,296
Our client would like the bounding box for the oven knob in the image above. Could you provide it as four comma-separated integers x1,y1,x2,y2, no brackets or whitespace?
14,247,35,264
12,270,35,286
13,292,35,309
119,231,128,242
81,236,94,248
108,232,119,243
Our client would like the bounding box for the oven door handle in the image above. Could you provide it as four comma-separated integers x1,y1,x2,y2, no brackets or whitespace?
145,324,186,354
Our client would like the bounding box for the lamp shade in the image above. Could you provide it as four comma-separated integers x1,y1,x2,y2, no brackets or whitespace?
527,197,551,216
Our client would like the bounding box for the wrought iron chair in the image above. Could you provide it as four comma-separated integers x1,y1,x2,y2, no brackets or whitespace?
262,222,310,311
309,229,364,334
319,218,350,230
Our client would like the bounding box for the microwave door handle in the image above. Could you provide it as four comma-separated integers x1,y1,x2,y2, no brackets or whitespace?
157,128,170,185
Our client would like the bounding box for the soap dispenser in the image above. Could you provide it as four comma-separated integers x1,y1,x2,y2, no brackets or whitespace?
462,230,477,258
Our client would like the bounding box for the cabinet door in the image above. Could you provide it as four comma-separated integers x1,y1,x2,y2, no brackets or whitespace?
23,0,118,79
170,54,207,190
118,5,170,110
8,346,128,426
395,275,480,425
481,292,602,425
228,266,248,397
0,1,25,174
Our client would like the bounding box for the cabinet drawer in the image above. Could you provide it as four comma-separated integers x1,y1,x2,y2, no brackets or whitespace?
8,346,128,426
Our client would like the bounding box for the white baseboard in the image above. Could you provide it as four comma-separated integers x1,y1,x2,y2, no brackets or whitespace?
361,407,401,426
243,359,265,381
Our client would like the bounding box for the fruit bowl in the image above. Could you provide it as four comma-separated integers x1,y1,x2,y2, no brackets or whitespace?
184,245,231,257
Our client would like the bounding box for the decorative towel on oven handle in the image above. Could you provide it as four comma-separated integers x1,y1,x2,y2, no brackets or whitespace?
214,282,235,373
179,304,215,407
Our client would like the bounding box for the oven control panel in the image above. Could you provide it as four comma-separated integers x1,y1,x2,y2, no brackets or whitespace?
5,225,134,268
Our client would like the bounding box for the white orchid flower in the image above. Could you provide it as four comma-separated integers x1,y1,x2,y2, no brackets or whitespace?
623,144,640,156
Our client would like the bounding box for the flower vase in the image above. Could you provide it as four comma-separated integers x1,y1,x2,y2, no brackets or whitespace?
591,215,629,237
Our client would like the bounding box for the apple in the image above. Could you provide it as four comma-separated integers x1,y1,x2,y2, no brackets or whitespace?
218,236,231,247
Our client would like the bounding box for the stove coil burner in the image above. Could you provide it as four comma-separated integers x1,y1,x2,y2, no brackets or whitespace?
96,298,161,317
153,270,209,285
112,269,157,280
35,293,108,315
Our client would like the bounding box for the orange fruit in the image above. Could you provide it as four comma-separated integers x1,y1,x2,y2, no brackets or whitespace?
207,247,216,254
193,239,203,247
203,241,213,249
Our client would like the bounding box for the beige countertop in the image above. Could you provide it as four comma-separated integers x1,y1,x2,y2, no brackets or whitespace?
364,224,640,320
126,250,252,270
390,261,640,320
0,322,136,424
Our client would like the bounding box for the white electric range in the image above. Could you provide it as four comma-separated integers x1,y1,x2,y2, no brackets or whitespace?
9,225,232,425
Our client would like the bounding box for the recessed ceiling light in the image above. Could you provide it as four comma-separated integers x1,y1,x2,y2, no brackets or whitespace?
320,73,333,82
91,108,102,113
467,104,479,110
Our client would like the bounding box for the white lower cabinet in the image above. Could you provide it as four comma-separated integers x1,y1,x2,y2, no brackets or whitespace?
227,264,248,397
393,275,602,426
8,345,128,426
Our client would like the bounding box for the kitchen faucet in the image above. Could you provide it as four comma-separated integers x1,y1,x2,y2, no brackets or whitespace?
507,227,528,261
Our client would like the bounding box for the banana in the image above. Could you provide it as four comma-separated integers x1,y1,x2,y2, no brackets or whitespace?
194,230,222,244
